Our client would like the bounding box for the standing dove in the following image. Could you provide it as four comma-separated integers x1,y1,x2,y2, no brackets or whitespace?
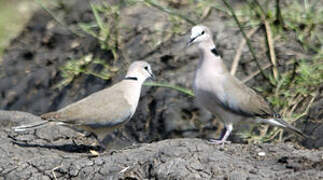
13,61,155,149
187,25,305,144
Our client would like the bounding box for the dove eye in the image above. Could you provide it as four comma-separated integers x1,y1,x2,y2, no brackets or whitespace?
201,31,205,35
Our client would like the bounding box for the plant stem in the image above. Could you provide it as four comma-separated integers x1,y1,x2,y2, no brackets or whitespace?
144,82,194,97
275,0,284,26
222,0,268,81
253,0,279,81
231,27,258,75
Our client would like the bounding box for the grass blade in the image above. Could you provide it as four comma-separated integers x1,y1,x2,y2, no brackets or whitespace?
144,82,194,97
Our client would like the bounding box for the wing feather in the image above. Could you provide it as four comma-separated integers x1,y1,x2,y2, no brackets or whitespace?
41,82,133,128
218,76,274,118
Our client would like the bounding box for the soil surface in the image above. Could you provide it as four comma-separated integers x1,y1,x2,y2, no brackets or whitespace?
0,0,322,179
1,110,323,179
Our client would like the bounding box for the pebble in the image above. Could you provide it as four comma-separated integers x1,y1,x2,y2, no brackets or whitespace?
258,152,266,156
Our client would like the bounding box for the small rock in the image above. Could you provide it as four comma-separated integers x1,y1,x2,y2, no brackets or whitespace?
258,152,266,157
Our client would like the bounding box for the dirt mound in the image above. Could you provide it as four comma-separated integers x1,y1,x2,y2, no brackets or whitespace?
1,110,322,179
0,0,322,178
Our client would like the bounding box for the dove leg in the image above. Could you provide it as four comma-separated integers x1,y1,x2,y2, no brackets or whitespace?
220,124,233,142
209,124,233,144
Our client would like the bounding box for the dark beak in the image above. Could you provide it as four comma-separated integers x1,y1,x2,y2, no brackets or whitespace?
149,72,156,81
186,36,197,47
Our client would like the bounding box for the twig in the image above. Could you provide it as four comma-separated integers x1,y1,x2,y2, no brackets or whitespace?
264,17,279,80
287,95,304,118
222,0,268,80
254,0,279,80
259,125,269,137
280,92,301,118
265,128,283,142
291,93,317,122
230,27,259,75
119,166,131,174
243,59,294,83
51,165,63,180
200,6,212,22
278,128,284,142
143,0,196,25
242,63,272,83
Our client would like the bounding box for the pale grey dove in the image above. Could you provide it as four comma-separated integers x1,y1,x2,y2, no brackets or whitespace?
13,61,155,149
187,25,305,144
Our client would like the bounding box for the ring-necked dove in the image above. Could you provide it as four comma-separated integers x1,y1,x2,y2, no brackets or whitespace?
187,25,305,144
13,61,155,149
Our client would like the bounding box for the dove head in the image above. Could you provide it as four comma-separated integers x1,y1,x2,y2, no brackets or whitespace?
125,61,155,84
187,25,213,47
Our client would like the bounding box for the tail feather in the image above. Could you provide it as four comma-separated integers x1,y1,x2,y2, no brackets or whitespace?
12,121,50,132
13,111,65,132
266,118,307,139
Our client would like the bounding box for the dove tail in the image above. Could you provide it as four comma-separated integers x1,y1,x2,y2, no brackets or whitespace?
266,118,307,139
13,112,66,132
12,121,50,132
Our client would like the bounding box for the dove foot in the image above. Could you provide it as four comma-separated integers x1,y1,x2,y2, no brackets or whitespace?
208,138,231,145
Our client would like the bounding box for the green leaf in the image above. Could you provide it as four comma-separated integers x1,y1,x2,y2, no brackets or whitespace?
144,82,194,97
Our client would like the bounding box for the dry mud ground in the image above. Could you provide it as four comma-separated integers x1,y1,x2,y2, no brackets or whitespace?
0,0,322,179
1,110,323,179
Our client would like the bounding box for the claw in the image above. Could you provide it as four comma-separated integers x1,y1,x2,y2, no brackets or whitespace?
208,138,231,145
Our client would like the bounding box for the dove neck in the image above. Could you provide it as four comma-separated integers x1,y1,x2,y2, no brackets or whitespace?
198,39,216,55
124,73,146,84
198,41,228,74
124,77,138,81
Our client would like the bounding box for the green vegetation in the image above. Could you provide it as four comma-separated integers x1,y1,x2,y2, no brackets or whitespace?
79,2,120,62
130,0,322,142
225,0,323,142
144,82,194,97
59,0,196,94
56,54,119,89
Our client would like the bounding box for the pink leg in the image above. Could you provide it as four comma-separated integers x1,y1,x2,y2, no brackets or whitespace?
209,124,233,144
